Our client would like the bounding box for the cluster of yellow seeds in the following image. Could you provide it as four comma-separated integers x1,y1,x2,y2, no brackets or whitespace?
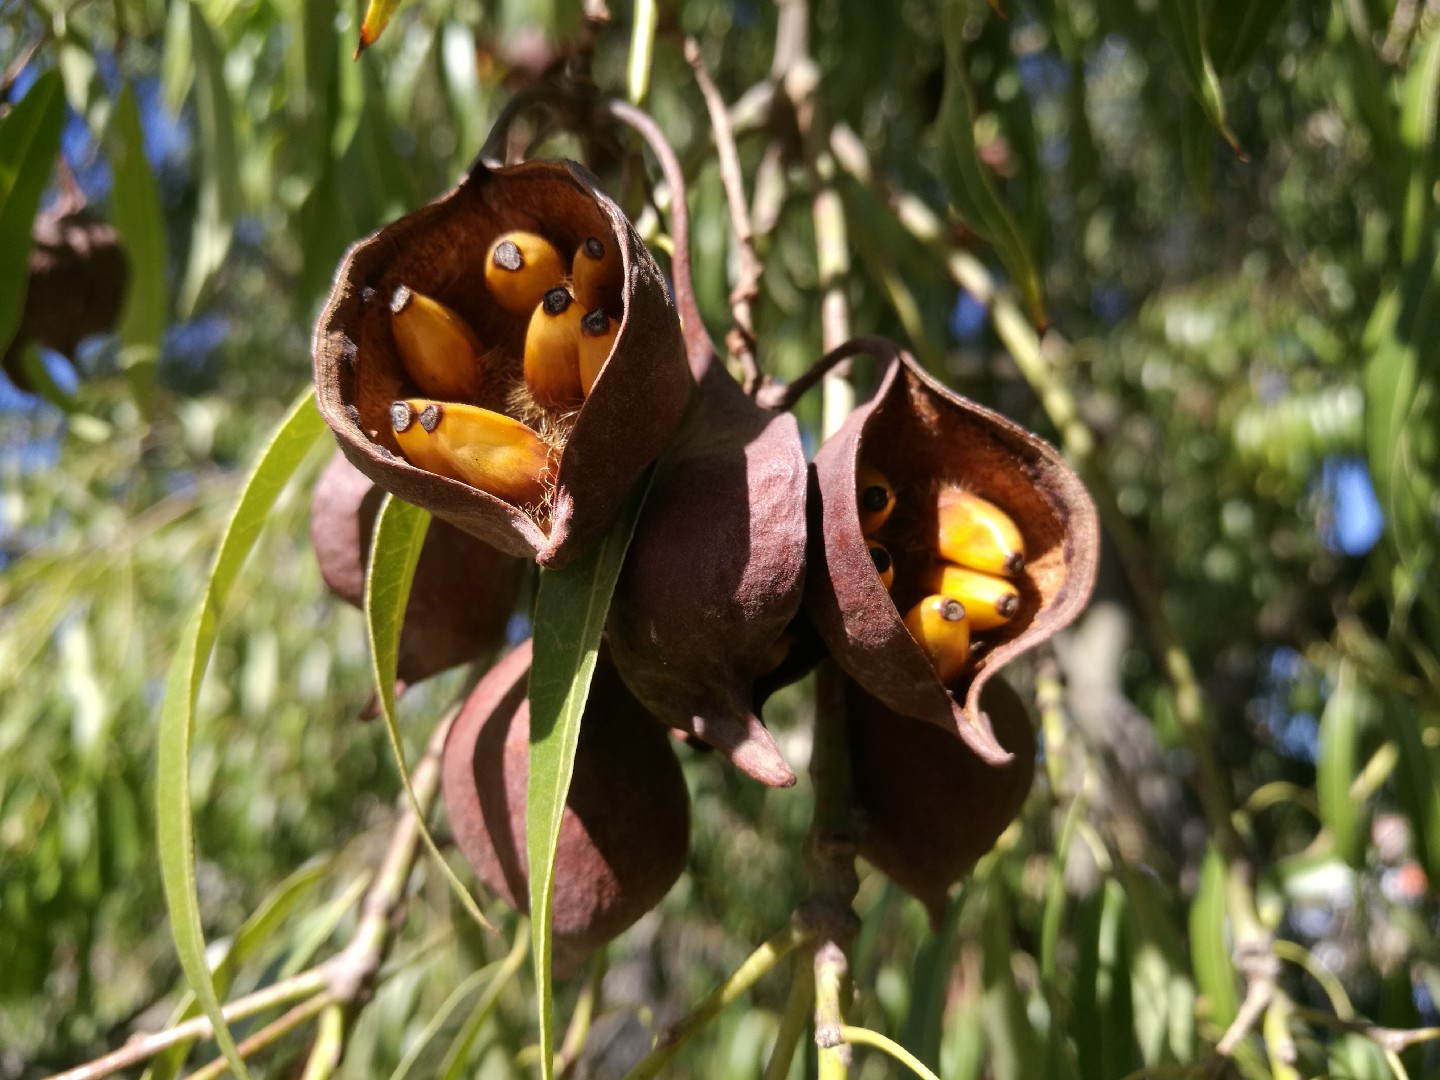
858,467,1026,685
385,230,624,505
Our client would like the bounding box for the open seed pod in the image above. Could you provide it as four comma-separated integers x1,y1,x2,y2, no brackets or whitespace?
806,341,1098,763
313,158,691,568
442,640,691,974
850,676,1035,929
3,199,128,391
604,358,807,788
309,451,526,689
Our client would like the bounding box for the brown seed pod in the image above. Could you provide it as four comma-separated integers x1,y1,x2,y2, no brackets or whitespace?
850,677,1035,929
806,342,1098,763
442,640,691,974
309,451,526,690
3,200,128,391
313,158,691,568
604,358,808,789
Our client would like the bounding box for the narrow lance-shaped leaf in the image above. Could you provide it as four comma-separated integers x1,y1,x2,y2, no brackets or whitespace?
365,494,494,931
526,474,650,1080
0,69,66,357
1188,844,1238,1031
354,0,406,57
106,83,168,404
1398,28,1440,263
1208,0,1287,75
1155,0,1240,151
179,0,240,317
1317,658,1365,868
936,5,1047,326
157,391,328,1080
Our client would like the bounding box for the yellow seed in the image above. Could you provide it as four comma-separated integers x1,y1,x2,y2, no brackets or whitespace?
523,287,584,408
389,286,486,400
390,399,551,506
485,231,566,315
867,540,895,591
577,308,619,396
857,466,896,535
921,563,1020,631
934,486,1026,577
903,594,972,685
572,235,623,313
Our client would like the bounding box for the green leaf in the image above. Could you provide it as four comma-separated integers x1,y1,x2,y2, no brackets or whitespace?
1122,868,1195,1066
1399,28,1440,262
1383,698,1440,882
1156,0,1239,151
364,494,493,931
1188,844,1238,1032
526,474,650,1080
105,83,168,406
145,858,334,1080
935,4,1046,326
1073,880,1133,1080
1317,659,1365,867
157,390,328,1080
1208,0,1287,76
0,69,66,359
979,876,1045,1080
179,0,240,317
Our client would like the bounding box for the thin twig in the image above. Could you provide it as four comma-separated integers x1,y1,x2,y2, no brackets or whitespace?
1290,1005,1440,1055
186,993,338,1080
621,924,814,1080
685,38,765,394
838,1025,941,1080
761,960,815,1080
48,970,331,1080
756,335,901,412
52,709,461,1080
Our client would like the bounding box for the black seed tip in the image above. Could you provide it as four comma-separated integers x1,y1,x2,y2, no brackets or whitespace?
493,239,523,272
389,284,412,314
581,308,610,336
1003,553,1025,577
868,543,892,575
419,403,443,432
542,287,572,315
390,401,415,433
996,593,1019,618
940,598,966,622
860,484,891,513
583,236,605,260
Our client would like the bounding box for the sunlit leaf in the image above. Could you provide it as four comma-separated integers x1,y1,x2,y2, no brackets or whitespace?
1398,28,1440,262
1188,845,1237,1032
106,83,168,408
526,474,649,1080
0,69,66,359
157,390,328,1080
1317,659,1365,868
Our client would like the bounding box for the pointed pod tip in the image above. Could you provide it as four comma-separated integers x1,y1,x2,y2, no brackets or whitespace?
954,700,1013,766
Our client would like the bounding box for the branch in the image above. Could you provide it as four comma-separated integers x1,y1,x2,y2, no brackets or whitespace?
685,38,764,395
50,709,460,1080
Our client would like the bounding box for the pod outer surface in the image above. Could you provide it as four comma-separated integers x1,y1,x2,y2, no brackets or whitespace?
441,640,691,973
605,358,807,788
313,159,691,568
850,677,1035,929
806,346,1099,763
309,451,526,687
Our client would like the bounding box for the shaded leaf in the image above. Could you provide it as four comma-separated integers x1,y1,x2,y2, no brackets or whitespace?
936,5,1047,326
1399,27,1440,262
1156,0,1239,150
1188,844,1238,1032
0,69,66,359
1317,659,1365,867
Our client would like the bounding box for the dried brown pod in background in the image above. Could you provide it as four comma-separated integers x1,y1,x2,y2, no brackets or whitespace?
605,357,808,788
806,341,1098,763
309,451,526,691
441,640,691,974
313,159,691,568
849,677,1035,929
3,198,128,391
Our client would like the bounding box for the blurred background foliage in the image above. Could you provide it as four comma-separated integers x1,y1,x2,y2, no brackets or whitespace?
2,0,1439,1076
